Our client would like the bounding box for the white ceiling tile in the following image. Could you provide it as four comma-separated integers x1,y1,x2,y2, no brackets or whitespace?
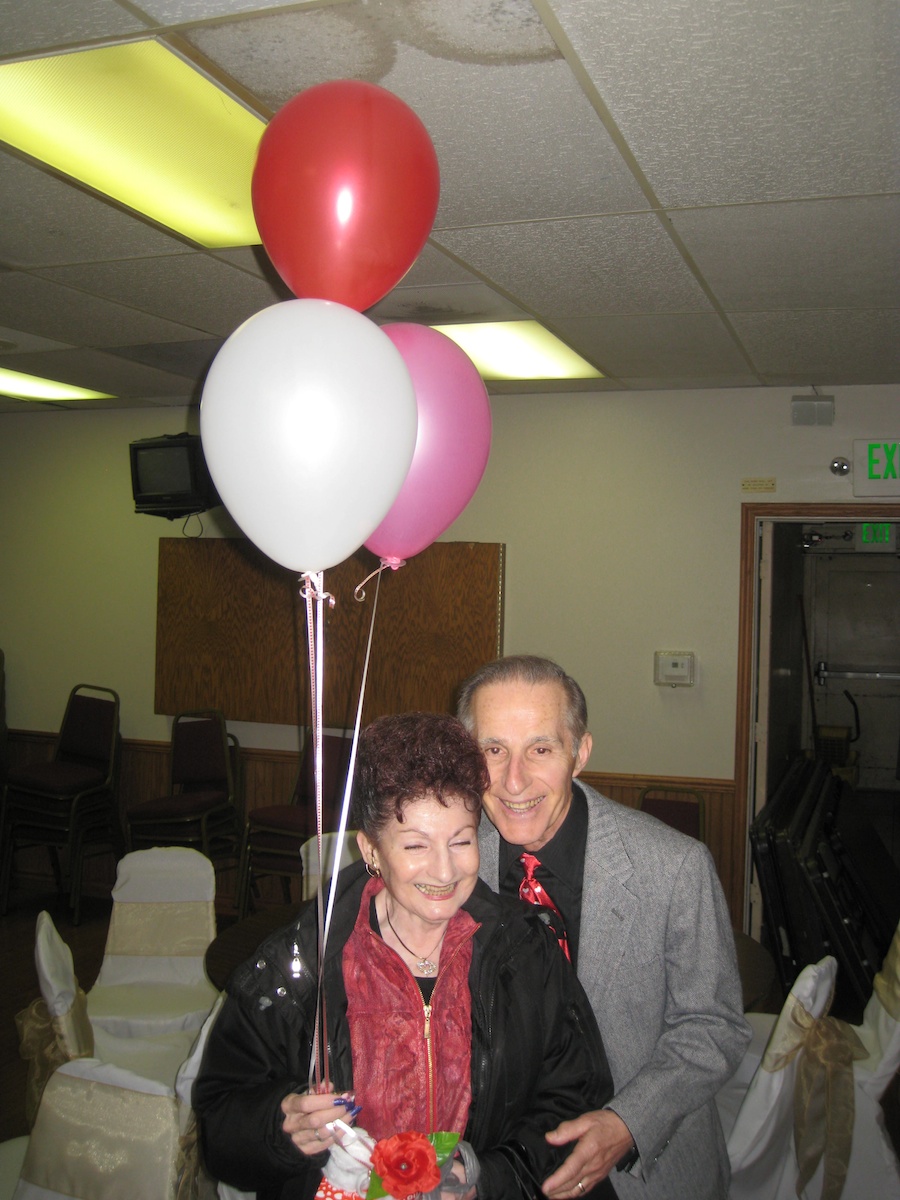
670,197,900,311
729,309,900,383
385,46,648,226
0,0,149,56
553,312,756,380
185,4,397,112
0,323,71,355
433,214,713,315
35,254,290,336
0,273,209,347
551,0,899,204
138,0,322,23
400,244,487,288
368,282,528,324
0,152,189,268
3,347,198,398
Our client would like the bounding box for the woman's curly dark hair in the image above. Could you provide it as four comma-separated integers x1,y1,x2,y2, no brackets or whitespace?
351,712,489,840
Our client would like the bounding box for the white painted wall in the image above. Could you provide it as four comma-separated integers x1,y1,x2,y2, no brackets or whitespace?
1,384,896,778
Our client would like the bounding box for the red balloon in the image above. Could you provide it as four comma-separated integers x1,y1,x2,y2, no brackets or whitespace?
252,81,440,312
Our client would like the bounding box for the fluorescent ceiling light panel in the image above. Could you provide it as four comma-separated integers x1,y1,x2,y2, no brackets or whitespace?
431,321,602,380
0,40,264,247
0,366,114,402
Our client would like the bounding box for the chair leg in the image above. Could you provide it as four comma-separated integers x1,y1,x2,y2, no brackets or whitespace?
235,826,251,920
48,845,66,893
0,828,14,915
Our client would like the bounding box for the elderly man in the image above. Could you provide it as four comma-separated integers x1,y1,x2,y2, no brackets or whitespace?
457,655,749,1200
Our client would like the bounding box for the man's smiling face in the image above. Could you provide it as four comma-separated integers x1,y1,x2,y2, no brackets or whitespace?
470,678,591,852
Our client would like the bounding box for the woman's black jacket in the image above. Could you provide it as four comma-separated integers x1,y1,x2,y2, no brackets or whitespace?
194,860,614,1200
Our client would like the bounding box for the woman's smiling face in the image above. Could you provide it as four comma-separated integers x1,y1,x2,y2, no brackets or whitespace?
357,792,480,932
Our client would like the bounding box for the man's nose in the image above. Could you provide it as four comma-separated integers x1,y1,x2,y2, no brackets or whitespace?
502,752,530,795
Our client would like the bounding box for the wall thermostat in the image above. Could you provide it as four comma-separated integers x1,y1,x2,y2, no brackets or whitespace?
654,651,695,687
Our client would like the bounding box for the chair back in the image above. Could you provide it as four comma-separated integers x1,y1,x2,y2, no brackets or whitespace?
170,711,232,795
857,917,900,1100
300,831,362,902
94,848,216,988
294,732,353,825
724,955,838,1199
54,685,119,778
34,912,78,1020
637,786,705,842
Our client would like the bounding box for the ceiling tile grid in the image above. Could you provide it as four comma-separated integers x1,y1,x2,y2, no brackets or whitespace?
0,0,895,409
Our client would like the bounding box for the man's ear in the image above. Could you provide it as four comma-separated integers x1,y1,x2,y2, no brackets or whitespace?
573,731,593,778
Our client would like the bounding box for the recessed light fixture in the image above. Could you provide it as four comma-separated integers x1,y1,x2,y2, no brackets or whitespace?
0,40,264,247
0,366,114,402
431,321,602,381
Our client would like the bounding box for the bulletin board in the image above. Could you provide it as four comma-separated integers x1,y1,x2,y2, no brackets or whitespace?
155,538,504,727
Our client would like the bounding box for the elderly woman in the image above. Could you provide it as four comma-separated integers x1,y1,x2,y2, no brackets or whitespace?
194,713,614,1200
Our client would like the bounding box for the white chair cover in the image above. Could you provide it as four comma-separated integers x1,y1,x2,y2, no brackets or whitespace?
173,996,256,1200
13,910,212,1200
717,952,900,1199
718,957,838,1199
13,1061,179,1200
300,831,361,903
0,1139,28,1200
855,919,900,1101
87,847,219,1036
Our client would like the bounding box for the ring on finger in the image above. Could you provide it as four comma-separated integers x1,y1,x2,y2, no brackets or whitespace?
313,1128,322,1142
577,1183,585,1195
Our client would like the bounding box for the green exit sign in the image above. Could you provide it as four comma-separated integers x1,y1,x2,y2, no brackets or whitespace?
853,440,900,496
857,522,896,552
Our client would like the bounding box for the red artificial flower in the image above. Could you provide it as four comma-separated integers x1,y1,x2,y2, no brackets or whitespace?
370,1132,441,1199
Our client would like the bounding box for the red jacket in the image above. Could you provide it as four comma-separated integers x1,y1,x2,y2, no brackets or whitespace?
342,877,475,1140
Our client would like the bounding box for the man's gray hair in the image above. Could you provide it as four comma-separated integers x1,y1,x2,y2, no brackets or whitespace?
456,655,588,753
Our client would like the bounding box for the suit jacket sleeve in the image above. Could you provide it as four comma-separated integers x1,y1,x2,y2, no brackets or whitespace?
601,837,749,1173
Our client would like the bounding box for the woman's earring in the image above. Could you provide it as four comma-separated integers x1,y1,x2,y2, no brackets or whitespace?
365,861,381,878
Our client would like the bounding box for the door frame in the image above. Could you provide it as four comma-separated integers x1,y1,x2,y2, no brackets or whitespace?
734,501,900,929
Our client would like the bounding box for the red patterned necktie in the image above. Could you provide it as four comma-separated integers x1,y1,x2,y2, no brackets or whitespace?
518,852,570,961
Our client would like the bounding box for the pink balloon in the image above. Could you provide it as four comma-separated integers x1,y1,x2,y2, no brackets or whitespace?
365,325,492,562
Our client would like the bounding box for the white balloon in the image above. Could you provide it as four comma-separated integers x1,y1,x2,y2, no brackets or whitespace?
200,300,417,573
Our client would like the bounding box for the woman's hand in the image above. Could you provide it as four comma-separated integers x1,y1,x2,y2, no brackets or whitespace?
280,1087,355,1156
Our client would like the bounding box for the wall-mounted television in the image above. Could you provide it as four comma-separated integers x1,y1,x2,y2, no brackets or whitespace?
129,433,220,520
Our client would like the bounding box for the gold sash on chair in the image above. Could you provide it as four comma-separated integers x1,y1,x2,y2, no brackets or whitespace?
20,1067,180,1200
16,987,94,1127
762,988,867,1200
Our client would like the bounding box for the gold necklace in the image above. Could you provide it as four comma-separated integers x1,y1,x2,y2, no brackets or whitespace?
385,903,446,976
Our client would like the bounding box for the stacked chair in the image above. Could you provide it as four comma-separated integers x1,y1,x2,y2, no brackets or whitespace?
0,684,120,925
10,847,223,1199
716,919,900,1198
237,731,352,917
127,709,240,867
637,785,705,842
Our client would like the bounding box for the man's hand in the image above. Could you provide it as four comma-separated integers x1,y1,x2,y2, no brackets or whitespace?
541,1109,635,1198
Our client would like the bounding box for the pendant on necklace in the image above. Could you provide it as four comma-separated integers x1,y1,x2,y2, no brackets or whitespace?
417,957,437,976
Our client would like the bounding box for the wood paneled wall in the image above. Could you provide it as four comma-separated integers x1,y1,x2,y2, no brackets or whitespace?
156,539,504,727
6,735,740,923
580,771,740,923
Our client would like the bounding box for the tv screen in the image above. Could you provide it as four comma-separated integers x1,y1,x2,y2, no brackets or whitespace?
129,433,220,519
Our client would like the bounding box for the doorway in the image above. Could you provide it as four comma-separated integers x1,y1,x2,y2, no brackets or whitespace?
734,502,900,932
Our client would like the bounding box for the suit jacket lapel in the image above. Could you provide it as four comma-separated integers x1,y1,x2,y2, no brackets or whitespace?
576,793,639,1000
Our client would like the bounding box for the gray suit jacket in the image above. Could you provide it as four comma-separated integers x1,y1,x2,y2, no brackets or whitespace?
478,780,750,1200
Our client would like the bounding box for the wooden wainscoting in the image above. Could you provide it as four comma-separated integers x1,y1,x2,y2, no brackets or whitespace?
5,733,740,922
581,771,741,924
